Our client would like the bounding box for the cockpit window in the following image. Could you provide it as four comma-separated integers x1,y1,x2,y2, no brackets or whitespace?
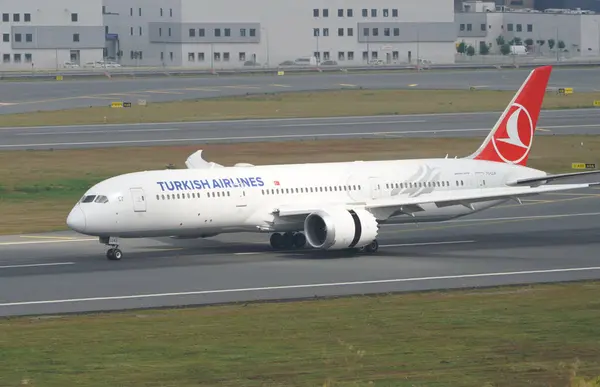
80,195,96,203
94,195,109,203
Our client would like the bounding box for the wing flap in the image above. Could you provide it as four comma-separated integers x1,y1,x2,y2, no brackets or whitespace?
506,170,600,186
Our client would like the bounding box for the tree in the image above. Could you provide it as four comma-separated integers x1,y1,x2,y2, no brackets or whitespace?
525,38,534,46
558,40,565,50
536,39,545,47
456,41,466,54
500,43,511,55
466,45,475,56
479,42,490,55
548,39,555,50
510,37,522,45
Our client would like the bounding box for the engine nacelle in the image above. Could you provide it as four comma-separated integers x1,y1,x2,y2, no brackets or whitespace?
303,207,379,250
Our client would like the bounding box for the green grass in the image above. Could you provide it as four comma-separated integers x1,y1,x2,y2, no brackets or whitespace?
1,281,600,386
2,89,600,127
1,136,599,235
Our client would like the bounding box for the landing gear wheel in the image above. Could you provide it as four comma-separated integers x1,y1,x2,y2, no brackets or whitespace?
364,240,379,254
106,248,123,260
270,233,283,249
292,232,306,248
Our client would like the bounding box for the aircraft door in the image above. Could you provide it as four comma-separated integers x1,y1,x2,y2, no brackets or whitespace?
369,177,383,200
130,187,146,212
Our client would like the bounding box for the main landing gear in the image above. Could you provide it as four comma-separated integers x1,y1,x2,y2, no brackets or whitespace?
100,236,123,261
359,239,379,254
270,232,306,250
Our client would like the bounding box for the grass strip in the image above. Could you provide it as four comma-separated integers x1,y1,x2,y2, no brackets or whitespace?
2,89,599,127
1,281,599,386
1,136,598,235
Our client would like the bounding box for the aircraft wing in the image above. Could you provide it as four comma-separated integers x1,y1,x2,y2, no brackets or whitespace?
185,150,224,169
506,170,600,186
273,182,599,218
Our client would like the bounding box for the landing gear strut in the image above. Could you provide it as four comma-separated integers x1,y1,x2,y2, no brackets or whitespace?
360,240,379,254
100,236,123,260
270,232,306,250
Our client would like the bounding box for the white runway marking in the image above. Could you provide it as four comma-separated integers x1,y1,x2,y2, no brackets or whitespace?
1,266,599,307
0,262,74,269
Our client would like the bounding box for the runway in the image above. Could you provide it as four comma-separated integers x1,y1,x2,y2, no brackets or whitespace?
1,67,599,114
2,108,600,150
1,187,599,317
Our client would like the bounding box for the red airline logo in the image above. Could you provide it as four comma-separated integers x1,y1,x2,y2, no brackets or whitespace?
491,102,534,165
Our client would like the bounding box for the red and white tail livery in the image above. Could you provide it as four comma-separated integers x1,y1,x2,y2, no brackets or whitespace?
468,65,552,166
65,65,600,261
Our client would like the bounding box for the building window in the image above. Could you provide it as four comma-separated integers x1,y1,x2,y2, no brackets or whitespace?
215,28,221,37
481,24,486,31
371,9,377,17
139,26,142,35
338,51,345,60
168,28,172,36
170,8,173,17
198,52,205,61
314,28,319,36
14,33,21,42
363,27,369,36
507,23,513,31
240,28,246,36
362,51,368,60
71,13,78,22
516,24,522,32
130,8,133,16
347,9,353,17
24,13,31,22
25,53,32,62
73,33,80,42
13,13,19,22
392,9,398,17
384,28,390,36
159,27,162,36
130,27,133,35
362,9,367,17
14,54,21,63
314,51,320,60
223,52,230,61
383,9,389,17
188,52,195,61
393,28,399,36
372,28,378,36
2,13,8,22
338,28,344,36
138,8,141,16
392,51,399,60
313,9,319,17
239,52,246,61
199,28,205,37
527,24,533,32
160,52,164,60
371,51,378,59
160,8,163,16
250,28,256,36
323,52,330,60
169,52,173,61
26,33,32,42
323,28,329,36
214,52,221,61
348,28,353,36
189,28,195,37
348,51,354,60
323,9,329,17
225,28,230,37
338,9,343,17
467,24,472,31
2,34,8,42
3,54,9,62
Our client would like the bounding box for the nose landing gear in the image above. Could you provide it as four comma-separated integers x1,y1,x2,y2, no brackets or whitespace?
100,236,123,261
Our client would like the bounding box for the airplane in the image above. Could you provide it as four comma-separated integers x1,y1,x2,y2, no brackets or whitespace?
66,65,600,260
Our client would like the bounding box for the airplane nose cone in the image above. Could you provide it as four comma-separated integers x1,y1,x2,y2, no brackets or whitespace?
66,206,86,232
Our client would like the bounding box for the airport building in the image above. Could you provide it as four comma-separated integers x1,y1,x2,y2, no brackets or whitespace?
456,1,600,56
0,0,105,70
102,0,457,68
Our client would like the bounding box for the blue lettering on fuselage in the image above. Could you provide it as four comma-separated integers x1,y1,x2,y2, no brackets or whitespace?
156,176,265,191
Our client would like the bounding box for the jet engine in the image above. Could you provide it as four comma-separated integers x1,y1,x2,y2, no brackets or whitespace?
303,207,379,250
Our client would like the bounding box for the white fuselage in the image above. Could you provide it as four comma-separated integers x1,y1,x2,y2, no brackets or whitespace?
68,157,545,239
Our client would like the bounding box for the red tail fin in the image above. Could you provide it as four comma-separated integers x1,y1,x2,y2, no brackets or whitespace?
469,65,552,166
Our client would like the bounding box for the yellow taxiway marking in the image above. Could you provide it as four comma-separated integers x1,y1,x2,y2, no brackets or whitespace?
536,128,551,132
270,84,291,87
339,83,357,87
408,84,418,87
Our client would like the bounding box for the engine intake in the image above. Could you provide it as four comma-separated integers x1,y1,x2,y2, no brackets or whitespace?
304,207,378,250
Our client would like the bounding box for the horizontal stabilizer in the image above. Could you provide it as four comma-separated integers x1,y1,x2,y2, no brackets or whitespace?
506,170,600,186
185,150,224,169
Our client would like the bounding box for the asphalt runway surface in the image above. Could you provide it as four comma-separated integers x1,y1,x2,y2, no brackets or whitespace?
1,186,599,317
1,67,599,114
2,108,600,150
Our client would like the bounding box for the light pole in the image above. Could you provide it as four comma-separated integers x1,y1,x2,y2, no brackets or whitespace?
261,27,269,66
